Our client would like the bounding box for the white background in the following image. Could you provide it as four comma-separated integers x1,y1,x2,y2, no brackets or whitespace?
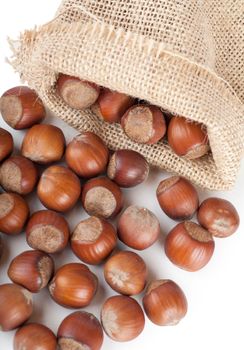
0,1,244,349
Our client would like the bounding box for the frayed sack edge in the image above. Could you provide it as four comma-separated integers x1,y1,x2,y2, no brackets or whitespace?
7,14,244,190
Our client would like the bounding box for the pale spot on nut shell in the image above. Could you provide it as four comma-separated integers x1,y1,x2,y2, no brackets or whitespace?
101,308,119,338
84,186,116,218
21,288,33,305
211,218,234,235
58,338,91,350
107,269,129,288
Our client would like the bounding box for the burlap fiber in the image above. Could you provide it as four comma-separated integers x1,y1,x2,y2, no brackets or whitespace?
9,0,244,190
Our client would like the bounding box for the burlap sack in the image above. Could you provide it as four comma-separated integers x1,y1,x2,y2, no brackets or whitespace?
9,0,244,190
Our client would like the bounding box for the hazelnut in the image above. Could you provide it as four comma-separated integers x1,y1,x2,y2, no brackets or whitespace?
49,263,98,308
118,205,160,250
21,124,65,164
91,88,135,123
0,86,46,129
82,177,124,219
65,132,109,178
156,176,199,220
26,210,70,253
121,105,166,144
104,250,147,295
56,74,100,109
165,221,215,271
58,311,103,350
0,283,33,331
71,216,117,265
107,149,149,188
167,116,209,159
0,192,29,235
101,295,145,342
37,165,81,212
0,155,38,195
197,197,240,238
8,250,54,293
14,323,57,350
143,280,188,326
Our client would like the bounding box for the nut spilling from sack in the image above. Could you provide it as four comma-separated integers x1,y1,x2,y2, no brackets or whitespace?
55,74,210,159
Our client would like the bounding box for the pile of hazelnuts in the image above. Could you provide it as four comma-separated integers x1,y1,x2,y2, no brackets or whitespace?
0,81,240,350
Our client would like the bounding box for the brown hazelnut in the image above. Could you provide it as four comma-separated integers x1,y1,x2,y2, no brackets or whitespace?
104,250,147,295
0,192,29,235
58,311,103,350
49,263,98,308
21,124,65,164
121,105,166,144
56,74,100,109
65,132,109,178
8,250,54,293
71,216,117,265
0,128,13,162
0,86,46,129
118,205,160,250
0,283,33,331
197,197,240,238
143,280,188,326
167,116,209,159
165,221,215,271
101,295,145,342
82,177,124,219
0,155,38,195
107,149,149,188
37,165,81,212
91,88,135,123
14,323,57,350
26,210,70,253
156,176,199,220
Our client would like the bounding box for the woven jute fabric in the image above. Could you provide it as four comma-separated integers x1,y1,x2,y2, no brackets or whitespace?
9,0,244,190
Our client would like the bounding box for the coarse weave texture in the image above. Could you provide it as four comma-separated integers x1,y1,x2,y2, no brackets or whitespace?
8,0,244,190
